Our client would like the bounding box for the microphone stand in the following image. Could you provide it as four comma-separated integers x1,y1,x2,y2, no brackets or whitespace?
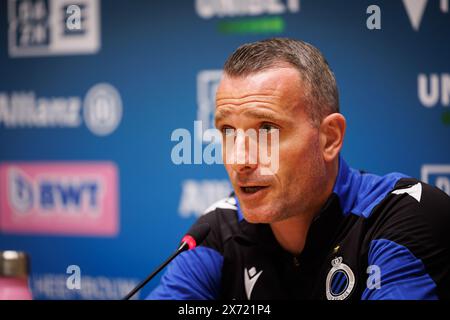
122,242,188,300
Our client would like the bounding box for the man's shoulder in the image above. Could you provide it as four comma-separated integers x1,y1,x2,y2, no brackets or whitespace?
367,177,450,246
378,177,450,219
334,161,409,218
341,165,448,221
361,178,450,299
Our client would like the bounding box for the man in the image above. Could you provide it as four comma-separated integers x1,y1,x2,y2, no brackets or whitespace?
149,38,450,300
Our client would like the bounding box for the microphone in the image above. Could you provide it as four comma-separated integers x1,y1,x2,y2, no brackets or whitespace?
122,223,211,300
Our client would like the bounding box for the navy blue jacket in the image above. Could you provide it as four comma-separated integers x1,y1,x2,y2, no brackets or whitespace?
149,156,450,300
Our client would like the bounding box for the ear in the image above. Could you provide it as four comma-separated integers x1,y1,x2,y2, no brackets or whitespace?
319,113,346,162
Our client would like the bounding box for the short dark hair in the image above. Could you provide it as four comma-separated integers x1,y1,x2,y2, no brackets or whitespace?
223,38,340,126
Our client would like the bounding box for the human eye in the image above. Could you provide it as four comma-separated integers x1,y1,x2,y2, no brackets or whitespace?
259,122,279,134
220,125,236,137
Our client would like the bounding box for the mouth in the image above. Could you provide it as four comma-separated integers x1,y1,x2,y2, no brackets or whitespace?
240,186,269,194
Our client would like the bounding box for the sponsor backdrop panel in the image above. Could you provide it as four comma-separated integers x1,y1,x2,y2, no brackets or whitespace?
0,0,449,299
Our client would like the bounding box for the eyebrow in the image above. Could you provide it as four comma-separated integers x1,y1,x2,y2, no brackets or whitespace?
215,108,285,126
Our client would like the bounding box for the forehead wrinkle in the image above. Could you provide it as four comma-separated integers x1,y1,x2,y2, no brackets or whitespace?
216,99,280,112
240,108,285,122
216,89,284,114
216,89,281,101
215,104,288,126
216,97,281,111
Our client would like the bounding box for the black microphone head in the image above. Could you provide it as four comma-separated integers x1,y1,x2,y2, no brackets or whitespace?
187,223,210,244
180,223,211,250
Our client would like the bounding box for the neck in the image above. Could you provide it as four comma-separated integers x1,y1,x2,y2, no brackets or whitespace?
270,214,314,255
270,158,339,255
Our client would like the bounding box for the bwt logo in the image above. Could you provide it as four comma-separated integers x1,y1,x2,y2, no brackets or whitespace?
8,0,100,57
0,162,119,236
421,164,450,196
8,169,101,214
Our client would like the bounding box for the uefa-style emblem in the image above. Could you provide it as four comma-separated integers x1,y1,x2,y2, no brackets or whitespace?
326,257,355,300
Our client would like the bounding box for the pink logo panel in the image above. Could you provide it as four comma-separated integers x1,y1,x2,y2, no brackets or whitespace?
0,162,119,236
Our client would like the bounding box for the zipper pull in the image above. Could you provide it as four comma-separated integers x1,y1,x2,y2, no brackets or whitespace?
293,256,300,267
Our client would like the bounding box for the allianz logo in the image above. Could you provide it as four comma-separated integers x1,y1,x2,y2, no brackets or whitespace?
195,0,300,19
0,83,122,136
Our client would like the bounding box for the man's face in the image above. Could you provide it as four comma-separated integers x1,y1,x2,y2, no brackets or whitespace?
215,67,328,224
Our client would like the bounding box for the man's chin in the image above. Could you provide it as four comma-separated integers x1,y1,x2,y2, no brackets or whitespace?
241,205,280,224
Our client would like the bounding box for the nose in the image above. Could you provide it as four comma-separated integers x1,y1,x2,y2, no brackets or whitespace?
225,130,258,174
231,161,257,174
